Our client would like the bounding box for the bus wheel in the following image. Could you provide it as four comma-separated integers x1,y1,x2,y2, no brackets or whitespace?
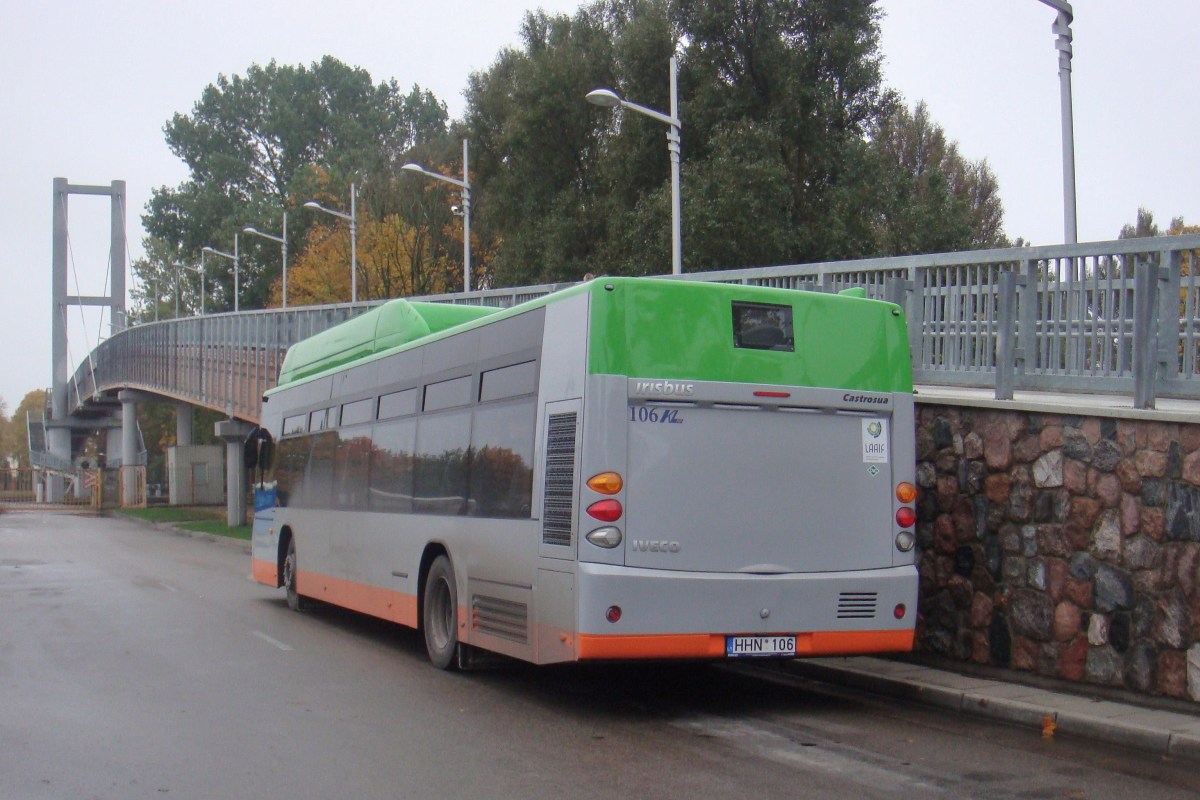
423,555,459,669
284,537,303,612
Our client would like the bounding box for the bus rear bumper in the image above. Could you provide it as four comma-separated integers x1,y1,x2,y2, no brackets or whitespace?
573,562,917,660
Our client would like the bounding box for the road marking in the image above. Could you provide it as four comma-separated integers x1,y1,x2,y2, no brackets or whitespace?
252,630,294,651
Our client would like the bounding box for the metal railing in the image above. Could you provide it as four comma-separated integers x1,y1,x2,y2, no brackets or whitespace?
67,235,1200,424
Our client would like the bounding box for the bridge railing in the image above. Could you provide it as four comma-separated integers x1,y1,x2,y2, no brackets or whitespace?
68,235,1200,423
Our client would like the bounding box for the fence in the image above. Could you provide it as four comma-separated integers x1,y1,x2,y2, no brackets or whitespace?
67,234,1200,424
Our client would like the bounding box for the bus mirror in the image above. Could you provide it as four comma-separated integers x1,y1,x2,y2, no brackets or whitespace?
244,427,274,472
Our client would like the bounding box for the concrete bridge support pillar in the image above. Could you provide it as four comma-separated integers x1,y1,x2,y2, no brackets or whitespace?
119,391,139,506
216,419,255,527
176,403,193,447
105,418,123,467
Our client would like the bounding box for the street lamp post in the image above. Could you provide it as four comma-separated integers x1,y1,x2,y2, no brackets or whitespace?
243,212,289,308
177,262,204,316
202,235,240,312
197,250,207,316
402,140,472,293
587,56,682,275
304,185,357,302
1037,0,1077,244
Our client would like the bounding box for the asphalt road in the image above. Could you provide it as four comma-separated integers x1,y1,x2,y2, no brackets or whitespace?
2,511,1197,800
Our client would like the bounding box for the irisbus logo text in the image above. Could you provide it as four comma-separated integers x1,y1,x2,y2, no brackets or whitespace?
843,393,890,405
635,379,695,397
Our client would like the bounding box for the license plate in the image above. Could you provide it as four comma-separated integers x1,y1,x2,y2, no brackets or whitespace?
725,635,797,657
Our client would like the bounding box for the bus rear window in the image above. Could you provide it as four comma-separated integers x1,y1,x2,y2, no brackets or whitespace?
732,302,794,352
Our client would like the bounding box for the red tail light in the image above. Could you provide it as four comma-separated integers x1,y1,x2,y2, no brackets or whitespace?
587,499,623,522
895,507,917,528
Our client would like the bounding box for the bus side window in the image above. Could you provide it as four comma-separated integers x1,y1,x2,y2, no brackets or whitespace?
470,397,535,518
275,435,310,508
369,417,416,513
413,409,471,514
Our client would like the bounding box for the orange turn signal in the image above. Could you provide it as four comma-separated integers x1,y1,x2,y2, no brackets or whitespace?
895,482,917,503
587,472,624,495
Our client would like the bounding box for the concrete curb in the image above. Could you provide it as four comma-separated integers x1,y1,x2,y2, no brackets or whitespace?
786,658,1200,763
115,510,251,554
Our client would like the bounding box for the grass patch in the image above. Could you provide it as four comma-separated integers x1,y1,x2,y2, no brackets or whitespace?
179,520,251,540
123,506,225,524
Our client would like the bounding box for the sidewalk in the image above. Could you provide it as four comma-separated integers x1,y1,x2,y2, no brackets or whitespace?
786,656,1200,762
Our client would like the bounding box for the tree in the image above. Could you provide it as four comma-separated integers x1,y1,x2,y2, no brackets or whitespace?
142,58,449,311
461,0,1005,283
464,4,621,284
8,390,47,469
866,101,1006,255
1119,207,1162,240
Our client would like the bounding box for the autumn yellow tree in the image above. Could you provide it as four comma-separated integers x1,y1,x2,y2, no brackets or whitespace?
6,390,47,469
281,213,464,305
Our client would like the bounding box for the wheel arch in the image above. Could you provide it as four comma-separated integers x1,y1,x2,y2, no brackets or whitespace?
277,525,294,588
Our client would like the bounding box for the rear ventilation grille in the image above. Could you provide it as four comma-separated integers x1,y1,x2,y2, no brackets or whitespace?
837,592,878,619
471,595,529,644
542,412,577,546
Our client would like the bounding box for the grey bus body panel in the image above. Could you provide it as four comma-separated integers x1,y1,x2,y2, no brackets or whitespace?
576,377,908,575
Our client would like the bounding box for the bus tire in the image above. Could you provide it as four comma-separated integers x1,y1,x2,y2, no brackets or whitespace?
423,555,459,670
284,537,303,612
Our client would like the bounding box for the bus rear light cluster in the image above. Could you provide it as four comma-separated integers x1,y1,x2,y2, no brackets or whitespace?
894,481,917,552
586,499,623,522
586,526,623,548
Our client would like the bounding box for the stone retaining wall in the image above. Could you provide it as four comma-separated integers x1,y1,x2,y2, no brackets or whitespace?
914,404,1200,701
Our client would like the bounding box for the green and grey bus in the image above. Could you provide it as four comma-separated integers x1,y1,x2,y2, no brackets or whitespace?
251,278,918,668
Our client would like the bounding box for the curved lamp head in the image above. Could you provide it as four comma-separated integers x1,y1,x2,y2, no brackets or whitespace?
586,89,621,108
401,163,426,174
302,201,322,211
242,226,259,235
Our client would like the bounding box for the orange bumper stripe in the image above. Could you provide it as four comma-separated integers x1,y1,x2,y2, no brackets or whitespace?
251,558,278,587
296,569,418,628
576,629,914,660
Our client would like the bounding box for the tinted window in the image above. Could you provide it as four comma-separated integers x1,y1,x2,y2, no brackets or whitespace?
283,414,308,436
369,417,416,512
424,376,472,412
341,397,374,427
480,361,537,403
304,431,337,508
333,433,371,510
309,408,328,432
378,388,417,420
732,302,794,352
413,409,471,514
275,436,310,507
470,398,535,518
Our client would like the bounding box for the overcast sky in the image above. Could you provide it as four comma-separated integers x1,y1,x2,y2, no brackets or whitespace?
1,0,1197,412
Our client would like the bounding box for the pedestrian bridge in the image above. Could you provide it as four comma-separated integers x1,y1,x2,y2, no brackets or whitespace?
60,233,1200,429
29,233,1200,521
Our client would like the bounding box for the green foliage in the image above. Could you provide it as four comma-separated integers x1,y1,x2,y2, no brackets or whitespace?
1119,207,1164,240
460,0,1007,285
145,2,1011,304
140,57,450,313
866,101,1007,255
